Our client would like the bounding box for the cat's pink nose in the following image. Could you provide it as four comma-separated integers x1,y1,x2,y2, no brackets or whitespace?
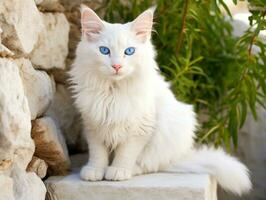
112,64,122,73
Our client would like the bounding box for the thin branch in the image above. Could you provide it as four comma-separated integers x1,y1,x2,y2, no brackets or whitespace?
176,0,190,56
248,34,256,56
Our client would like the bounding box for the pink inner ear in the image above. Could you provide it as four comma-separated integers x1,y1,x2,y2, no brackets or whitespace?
131,10,154,42
81,7,103,40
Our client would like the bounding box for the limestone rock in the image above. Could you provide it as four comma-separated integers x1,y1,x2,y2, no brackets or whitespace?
0,27,2,42
0,0,43,55
0,44,14,57
46,84,83,151
11,165,46,200
27,156,48,179
0,175,15,200
31,117,70,175
46,172,217,200
30,13,69,70
0,159,12,171
0,27,14,57
0,27,13,57
15,58,54,120
49,68,69,84
36,0,64,12
0,58,34,171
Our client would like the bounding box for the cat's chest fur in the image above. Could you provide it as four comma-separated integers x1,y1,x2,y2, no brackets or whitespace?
77,81,156,147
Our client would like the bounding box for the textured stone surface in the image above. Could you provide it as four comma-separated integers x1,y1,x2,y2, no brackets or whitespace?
49,68,69,84
0,0,42,55
0,44,14,57
16,58,54,120
0,58,34,171
31,117,70,175
46,84,83,151
0,27,2,42
11,165,46,200
27,156,48,179
46,173,217,200
0,175,15,200
35,0,64,12
30,13,69,70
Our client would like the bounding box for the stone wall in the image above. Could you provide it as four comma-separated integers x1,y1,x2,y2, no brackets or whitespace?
0,0,79,199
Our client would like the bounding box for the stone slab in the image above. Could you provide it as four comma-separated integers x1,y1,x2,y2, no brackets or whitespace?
46,172,217,200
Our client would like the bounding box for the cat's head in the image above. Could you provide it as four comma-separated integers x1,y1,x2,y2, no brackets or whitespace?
77,5,156,81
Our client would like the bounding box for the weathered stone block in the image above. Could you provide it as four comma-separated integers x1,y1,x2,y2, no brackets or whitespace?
0,175,15,200
31,117,70,175
16,58,55,120
46,172,217,200
27,156,48,179
11,165,46,200
30,13,69,70
0,58,34,171
0,0,43,55
35,0,64,12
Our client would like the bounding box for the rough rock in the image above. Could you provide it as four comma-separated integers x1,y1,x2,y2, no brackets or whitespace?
31,117,70,175
0,58,34,171
0,175,15,200
46,172,217,200
0,27,2,42
45,84,83,152
35,0,64,12
30,13,69,70
27,156,48,179
11,165,46,200
0,0,43,55
0,44,14,57
49,68,69,84
15,58,55,120
0,27,13,57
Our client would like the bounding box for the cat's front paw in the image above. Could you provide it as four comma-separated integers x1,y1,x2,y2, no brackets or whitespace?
105,166,132,181
80,165,105,181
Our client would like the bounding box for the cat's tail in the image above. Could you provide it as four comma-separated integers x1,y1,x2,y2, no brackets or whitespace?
168,146,251,196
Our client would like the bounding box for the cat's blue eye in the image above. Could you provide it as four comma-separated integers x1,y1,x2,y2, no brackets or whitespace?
99,46,110,55
124,47,135,56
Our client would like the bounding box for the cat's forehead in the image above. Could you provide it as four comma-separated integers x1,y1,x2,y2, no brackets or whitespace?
100,22,134,45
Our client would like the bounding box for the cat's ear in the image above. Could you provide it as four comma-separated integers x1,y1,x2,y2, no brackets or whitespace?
80,5,104,41
131,6,156,43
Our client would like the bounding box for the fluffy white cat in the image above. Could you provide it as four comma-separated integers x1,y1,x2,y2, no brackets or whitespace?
69,5,251,195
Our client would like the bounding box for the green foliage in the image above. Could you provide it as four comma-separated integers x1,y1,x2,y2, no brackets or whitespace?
101,0,266,151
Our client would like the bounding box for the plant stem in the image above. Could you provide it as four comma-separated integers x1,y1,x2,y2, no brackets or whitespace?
176,0,189,57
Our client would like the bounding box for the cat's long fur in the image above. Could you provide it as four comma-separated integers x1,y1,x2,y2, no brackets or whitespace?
69,5,251,196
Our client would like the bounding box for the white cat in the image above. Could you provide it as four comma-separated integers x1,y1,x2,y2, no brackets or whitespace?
69,5,251,196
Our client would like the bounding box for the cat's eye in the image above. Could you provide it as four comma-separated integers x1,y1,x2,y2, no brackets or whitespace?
124,47,135,56
99,46,110,55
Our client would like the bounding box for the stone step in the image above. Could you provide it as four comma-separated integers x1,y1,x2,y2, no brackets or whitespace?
45,172,217,200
